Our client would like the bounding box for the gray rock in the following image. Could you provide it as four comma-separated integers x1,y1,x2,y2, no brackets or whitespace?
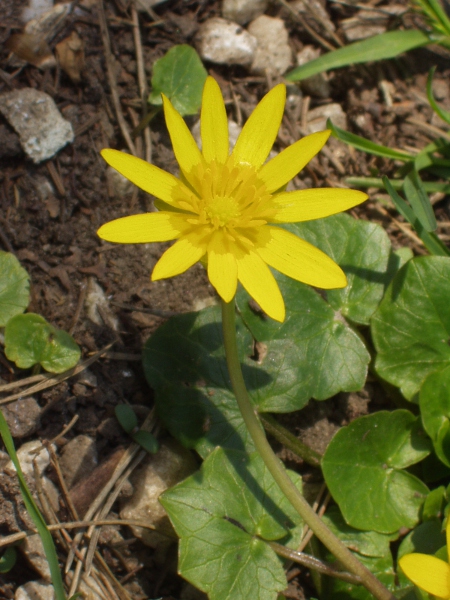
2,397,41,438
341,5,404,42
196,18,257,67
222,0,268,25
306,103,347,133
120,439,197,554
248,15,292,77
59,434,98,489
21,0,54,24
296,46,330,99
0,89,73,163
15,581,54,600
21,535,51,580
6,440,51,478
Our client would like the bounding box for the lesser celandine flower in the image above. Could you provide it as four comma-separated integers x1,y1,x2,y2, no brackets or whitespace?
399,518,450,598
98,77,367,321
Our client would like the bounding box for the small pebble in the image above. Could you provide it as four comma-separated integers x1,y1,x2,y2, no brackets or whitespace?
196,17,257,67
248,15,292,77
222,0,268,25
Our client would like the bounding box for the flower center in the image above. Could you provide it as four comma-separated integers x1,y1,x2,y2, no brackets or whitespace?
174,157,276,236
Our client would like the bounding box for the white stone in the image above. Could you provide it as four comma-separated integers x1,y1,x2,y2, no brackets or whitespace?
6,440,51,478
248,15,292,77
296,46,330,99
16,581,54,600
120,439,197,551
106,160,135,198
0,89,73,163
85,278,119,331
307,103,347,133
21,0,53,23
341,6,404,42
21,535,51,580
24,2,72,38
222,0,268,25
196,18,257,67
191,119,242,152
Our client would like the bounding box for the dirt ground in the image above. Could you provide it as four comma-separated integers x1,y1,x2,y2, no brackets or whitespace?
1,0,450,598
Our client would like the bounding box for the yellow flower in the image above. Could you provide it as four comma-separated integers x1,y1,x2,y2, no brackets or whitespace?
98,77,367,322
399,518,450,598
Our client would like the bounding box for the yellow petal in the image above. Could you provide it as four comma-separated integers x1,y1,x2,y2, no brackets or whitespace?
447,517,450,562
255,226,347,289
152,234,206,280
162,94,203,185
271,188,368,223
258,130,331,193
97,212,185,243
101,149,190,206
207,233,238,302
232,84,286,170
399,553,450,599
236,249,285,322
201,77,229,165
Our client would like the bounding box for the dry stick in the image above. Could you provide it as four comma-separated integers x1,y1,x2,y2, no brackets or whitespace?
0,342,115,406
131,5,152,164
65,409,158,574
97,0,136,156
292,0,344,47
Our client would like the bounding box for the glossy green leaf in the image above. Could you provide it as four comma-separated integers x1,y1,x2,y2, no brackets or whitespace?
286,30,430,82
0,252,30,326
5,313,81,373
115,404,138,433
148,45,207,115
372,256,450,399
160,447,303,600
420,365,450,467
290,213,392,324
131,430,159,454
422,486,447,521
322,410,431,533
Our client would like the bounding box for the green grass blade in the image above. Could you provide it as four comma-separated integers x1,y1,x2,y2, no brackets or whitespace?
285,30,431,81
383,176,450,256
427,66,450,126
403,169,437,232
346,176,450,194
327,119,414,161
0,411,67,600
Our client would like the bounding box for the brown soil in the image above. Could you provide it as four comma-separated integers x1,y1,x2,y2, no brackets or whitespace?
1,0,450,598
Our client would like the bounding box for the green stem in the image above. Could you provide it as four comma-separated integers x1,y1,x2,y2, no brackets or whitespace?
221,299,395,600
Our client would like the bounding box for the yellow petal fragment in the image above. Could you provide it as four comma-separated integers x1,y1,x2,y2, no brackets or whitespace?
236,250,285,322
271,188,368,223
258,130,331,193
101,149,189,206
97,212,184,243
256,226,347,289
152,234,206,280
162,94,203,185
207,233,238,302
232,84,286,170
201,77,229,165
399,554,450,599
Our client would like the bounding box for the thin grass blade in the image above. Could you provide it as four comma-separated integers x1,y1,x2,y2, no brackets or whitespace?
427,67,450,126
286,30,430,81
0,411,67,600
403,169,437,232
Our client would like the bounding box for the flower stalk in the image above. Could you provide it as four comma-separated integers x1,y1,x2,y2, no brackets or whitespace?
221,298,396,600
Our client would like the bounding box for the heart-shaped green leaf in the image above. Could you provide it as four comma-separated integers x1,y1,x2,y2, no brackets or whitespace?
372,256,450,400
0,251,30,326
149,45,207,115
322,410,431,533
5,313,80,373
420,365,450,467
160,447,303,600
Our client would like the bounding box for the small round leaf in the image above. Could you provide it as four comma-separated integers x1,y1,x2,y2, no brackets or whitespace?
0,251,29,326
5,313,80,373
